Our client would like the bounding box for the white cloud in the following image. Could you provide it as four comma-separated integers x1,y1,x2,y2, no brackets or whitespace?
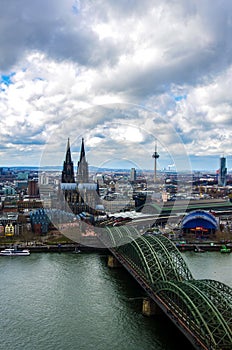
0,0,232,169
165,66,232,156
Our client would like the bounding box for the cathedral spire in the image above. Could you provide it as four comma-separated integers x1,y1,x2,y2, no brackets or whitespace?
61,138,75,183
80,138,85,162
65,138,72,163
77,138,89,183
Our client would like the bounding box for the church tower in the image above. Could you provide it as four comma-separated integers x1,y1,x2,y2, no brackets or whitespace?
61,138,75,183
76,138,89,183
60,137,102,215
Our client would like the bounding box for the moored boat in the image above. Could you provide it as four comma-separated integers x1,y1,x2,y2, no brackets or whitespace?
194,245,205,253
73,246,81,254
220,245,231,254
0,248,30,256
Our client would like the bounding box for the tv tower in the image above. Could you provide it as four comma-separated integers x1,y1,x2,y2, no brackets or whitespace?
152,142,159,182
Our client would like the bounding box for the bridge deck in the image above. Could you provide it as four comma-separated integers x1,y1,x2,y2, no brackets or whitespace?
104,230,232,350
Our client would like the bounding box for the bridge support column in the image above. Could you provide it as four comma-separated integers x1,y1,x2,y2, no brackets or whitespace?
142,298,161,316
107,255,121,268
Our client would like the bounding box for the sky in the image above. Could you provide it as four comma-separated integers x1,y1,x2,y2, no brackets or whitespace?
0,0,232,172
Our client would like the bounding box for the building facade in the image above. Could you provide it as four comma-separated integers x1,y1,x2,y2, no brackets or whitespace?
181,210,218,235
28,180,39,197
130,168,136,182
218,156,227,186
60,138,100,214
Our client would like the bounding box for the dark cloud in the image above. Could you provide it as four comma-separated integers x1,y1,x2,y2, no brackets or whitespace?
1,0,232,90
1,0,232,168
0,0,122,71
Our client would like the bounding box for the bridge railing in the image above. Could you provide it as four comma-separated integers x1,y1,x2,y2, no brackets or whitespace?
106,230,232,350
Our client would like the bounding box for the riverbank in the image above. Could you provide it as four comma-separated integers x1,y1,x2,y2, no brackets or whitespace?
176,242,232,252
0,240,231,253
0,242,108,253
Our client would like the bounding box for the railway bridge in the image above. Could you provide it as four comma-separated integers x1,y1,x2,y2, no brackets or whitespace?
99,226,232,350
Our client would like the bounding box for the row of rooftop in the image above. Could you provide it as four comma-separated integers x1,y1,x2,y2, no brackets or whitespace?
0,139,231,239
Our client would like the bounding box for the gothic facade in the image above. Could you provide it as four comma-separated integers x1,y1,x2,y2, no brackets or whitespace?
60,138,100,215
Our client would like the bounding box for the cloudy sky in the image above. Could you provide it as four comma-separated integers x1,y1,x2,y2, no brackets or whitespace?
0,0,232,172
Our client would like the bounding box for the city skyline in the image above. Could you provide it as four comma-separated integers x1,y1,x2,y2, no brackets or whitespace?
0,1,232,171
1,143,230,174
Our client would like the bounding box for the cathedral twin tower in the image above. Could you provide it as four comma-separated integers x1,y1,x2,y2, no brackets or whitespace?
61,138,99,214
62,138,89,184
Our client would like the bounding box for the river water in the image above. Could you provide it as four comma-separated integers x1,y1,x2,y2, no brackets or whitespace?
0,251,231,350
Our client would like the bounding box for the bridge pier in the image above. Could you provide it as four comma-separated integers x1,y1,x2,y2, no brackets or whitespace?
107,255,121,268
142,298,161,316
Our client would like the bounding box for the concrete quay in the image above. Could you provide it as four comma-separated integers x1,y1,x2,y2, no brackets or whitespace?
175,242,231,252
0,238,230,253
0,243,107,253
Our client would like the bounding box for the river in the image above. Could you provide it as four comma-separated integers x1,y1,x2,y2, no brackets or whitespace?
0,251,231,350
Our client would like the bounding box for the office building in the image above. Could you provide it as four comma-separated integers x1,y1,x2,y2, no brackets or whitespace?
218,156,227,186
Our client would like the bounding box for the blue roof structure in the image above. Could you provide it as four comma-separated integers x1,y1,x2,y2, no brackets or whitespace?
181,210,218,230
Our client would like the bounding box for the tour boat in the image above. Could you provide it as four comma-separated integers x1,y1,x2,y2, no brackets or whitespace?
0,248,30,256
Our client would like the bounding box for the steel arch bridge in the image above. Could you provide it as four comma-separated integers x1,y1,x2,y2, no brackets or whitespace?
104,228,232,350
115,233,193,283
155,279,232,350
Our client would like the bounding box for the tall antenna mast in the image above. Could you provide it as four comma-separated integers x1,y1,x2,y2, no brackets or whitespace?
152,141,159,183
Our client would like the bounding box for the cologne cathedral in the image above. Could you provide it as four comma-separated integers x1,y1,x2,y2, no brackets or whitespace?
60,138,100,215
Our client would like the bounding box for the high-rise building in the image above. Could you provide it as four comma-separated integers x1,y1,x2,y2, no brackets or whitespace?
39,172,49,185
130,168,136,182
28,180,39,197
218,156,227,186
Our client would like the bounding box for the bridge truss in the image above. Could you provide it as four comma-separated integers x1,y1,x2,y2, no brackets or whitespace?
104,228,232,350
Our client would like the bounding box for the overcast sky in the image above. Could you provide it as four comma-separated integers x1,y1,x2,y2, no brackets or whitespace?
0,0,232,172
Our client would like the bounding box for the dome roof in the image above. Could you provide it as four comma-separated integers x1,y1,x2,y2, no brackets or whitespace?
181,210,218,230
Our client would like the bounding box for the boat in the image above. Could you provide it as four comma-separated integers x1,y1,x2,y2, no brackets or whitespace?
0,248,30,256
73,247,81,254
220,245,231,254
194,245,205,253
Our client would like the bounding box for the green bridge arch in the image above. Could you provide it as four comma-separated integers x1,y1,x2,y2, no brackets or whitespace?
116,233,193,283
155,279,232,349
104,228,232,350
